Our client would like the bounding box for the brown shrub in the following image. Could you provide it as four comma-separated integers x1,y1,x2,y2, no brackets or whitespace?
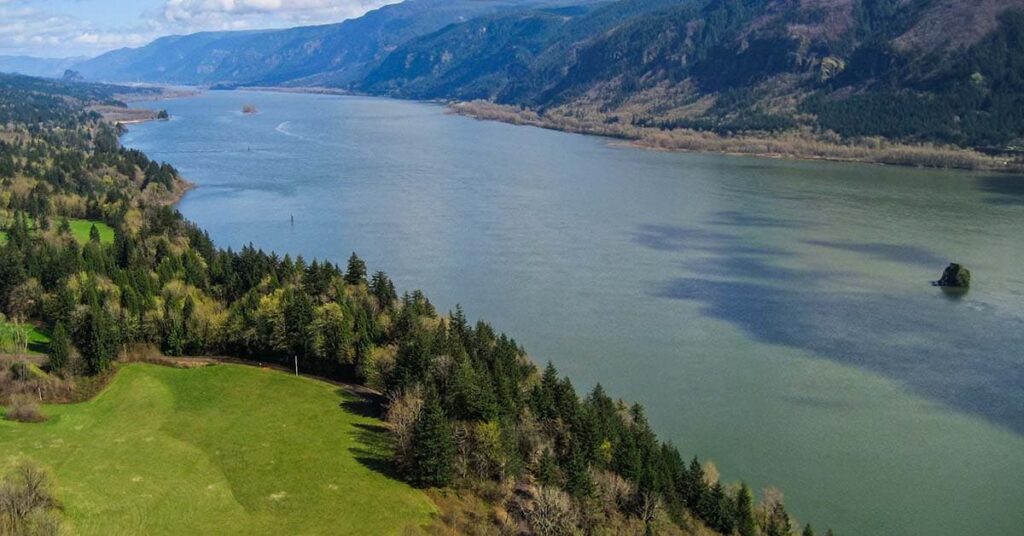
0,461,62,535
4,395,46,423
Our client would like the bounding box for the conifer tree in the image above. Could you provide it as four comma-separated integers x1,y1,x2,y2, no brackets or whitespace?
735,483,757,536
408,396,455,487
345,252,367,285
47,322,70,371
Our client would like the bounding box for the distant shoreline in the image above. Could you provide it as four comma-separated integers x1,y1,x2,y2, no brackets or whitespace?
448,101,1024,174
115,84,1024,175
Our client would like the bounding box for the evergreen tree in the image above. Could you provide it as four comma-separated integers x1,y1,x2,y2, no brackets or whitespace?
537,449,559,487
803,524,816,536
47,321,70,371
89,224,100,243
407,396,455,487
76,299,119,375
345,252,367,285
765,501,793,536
564,442,593,498
735,483,757,536
369,271,397,308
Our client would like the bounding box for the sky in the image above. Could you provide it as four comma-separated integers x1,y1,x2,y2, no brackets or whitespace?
0,0,401,58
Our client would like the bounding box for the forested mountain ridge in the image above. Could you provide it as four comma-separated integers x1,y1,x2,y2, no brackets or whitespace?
0,72,825,535
49,0,1024,154
71,0,606,87
363,0,1024,149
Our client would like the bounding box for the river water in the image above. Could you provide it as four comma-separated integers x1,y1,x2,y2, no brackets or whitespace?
125,90,1024,536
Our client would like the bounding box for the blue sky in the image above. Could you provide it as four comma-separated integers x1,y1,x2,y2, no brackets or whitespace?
0,0,398,58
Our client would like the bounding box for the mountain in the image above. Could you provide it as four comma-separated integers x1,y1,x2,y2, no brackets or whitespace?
69,0,1024,149
361,0,1024,148
0,56,87,78
73,0,605,87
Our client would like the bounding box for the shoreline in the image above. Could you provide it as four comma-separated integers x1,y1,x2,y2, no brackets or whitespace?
120,84,1024,174
448,101,1024,175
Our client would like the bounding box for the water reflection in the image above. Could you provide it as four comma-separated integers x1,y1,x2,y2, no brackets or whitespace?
979,175,1024,205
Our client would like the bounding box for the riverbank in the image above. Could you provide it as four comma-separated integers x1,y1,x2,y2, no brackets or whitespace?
450,101,1024,174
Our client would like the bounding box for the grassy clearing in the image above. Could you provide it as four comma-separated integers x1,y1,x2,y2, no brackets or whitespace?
68,219,114,245
0,323,50,354
0,363,436,535
0,219,112,246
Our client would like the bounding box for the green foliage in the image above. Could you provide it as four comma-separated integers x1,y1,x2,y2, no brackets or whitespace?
735,483,757,536
47,322,70,371
345,252,367,285
74,299,119,375
407,396,455,487
0,67,813,536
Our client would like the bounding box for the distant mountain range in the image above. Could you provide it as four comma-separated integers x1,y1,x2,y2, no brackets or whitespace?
0,56,87,79
5,0,1024,149
71,0,604,87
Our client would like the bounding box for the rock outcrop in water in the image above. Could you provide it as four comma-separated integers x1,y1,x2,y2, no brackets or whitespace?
933,263,971,288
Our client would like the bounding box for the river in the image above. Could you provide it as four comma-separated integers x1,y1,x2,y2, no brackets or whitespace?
125,90,1024,536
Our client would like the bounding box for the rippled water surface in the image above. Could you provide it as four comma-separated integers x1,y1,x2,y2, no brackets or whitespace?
126,91,1024,536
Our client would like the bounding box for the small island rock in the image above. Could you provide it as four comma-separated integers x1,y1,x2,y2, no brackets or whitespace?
933,263,971,288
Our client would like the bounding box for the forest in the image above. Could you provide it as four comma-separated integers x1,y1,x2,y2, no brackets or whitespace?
0,72,828,535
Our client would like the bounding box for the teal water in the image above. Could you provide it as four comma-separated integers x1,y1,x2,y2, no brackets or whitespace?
125,91,1024,535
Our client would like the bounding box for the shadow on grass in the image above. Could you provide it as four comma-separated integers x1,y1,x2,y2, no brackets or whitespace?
336,388,386,419
349,422,403,480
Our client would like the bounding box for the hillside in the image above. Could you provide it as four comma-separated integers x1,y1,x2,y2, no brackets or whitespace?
58,0,1024,153
1,72,819,535
0,363,436,535
360,0,1024,150
72,0,606,87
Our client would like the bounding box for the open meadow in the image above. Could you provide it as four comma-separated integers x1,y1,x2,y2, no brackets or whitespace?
0,363,436,535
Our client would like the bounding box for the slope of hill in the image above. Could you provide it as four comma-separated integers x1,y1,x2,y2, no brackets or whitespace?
362,0,1024,151
72,0,605,87
0,364,436,535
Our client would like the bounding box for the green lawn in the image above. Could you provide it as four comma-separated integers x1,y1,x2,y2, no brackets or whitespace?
0,219,112,246
0,323,50,354
68,219,114,245
0,364,436,535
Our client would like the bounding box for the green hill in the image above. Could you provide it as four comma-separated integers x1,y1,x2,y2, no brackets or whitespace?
0,364,436,535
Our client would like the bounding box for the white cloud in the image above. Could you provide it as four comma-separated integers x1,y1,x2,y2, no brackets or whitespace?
0,0,401,58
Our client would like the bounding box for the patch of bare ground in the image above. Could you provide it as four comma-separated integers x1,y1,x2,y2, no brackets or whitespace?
90,105,158,125
450,101,1024,173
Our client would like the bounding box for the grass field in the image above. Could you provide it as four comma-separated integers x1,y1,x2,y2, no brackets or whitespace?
68,219,114,245
0,219,112,246
0,364,436,535
0,323,50,354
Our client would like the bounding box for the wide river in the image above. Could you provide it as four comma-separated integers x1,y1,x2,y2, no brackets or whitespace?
126,91,1024,536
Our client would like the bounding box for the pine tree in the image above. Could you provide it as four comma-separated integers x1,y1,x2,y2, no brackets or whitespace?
564,442,593,498
537,449,559,487
345,252,367,285
407,396,455,487
803,524,816,536
89,224,100,243
47,322,70,371
76,299,119,375
735,483,757,536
